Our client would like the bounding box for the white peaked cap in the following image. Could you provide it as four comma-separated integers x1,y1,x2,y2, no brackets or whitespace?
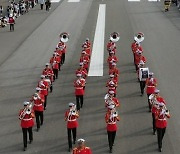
109,91,115,94
149,72,154,76
112,63,116,66
108,104,115,109
41,75,45,78
23,101,30,106
159,102,164,107
77,73,82,77
79,62,84,66
69,102,74,107
82,50,86,54
77,138,85,143
36,87,41,91
110,74,114,78
154,89,160,93
46,63,50,66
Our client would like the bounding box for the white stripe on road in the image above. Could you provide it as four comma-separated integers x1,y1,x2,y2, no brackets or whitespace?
88,4,106,77
68,0,80,2
51,0,61,2
128,0,140,1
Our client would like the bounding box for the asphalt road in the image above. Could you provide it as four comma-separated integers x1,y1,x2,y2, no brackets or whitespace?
0,0,180,154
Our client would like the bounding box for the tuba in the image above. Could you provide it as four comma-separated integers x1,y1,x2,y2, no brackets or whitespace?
134,32,144,43
110,32,120,42
59,32,69,43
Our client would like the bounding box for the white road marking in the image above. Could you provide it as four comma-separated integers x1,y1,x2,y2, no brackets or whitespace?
128,0,140,1
51,0,61,2
68,0,80,2
88,4,106,77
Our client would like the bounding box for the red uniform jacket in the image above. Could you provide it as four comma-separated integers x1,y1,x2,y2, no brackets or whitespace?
9,17,15,24
146,78,157,94
58,42,66,53
74,78,86,95
32,94,44,112
107,41,116,51
80,55,90,70
151,96,166,113
37,80,49,96
135,55,146,65
52,61,59,70
105,112,119,131
65,110,79,129
72,147,92,154
109,68,119,82
42,68,54,82
19,109,35,128
107,55,118,69
155,109,170,128
76,68,88,79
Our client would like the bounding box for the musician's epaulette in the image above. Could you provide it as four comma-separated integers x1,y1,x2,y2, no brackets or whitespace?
85,147,90,149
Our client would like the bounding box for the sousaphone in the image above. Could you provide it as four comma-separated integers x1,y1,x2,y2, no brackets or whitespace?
110,32,120,42
59,32,69,43
134,32,144,43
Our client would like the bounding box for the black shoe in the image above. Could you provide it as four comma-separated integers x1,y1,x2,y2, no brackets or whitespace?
44,107,46,110
73,141,76,144
109,148,112,153
68,148,72,152
153,131,156,135
23,147,27,151
29,140,33,144
159,148,162,152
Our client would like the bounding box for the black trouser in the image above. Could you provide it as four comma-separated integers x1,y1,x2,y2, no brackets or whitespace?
61,53,65,64
58,63,61,71
152,113,156,133
35,111,43,129
50,84,53,92
44,95,47,109
67,128,76,149
107,131,116,149
45,4,49,11
31,1,34,8
76,95,83,111
147,94,151,110
40,4,43,10
53,69,58,80
10,24,14,31
157,127,166,149
22,127,33,148
140,81,146,95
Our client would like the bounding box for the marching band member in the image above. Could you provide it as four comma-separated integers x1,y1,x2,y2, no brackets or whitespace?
82,38,91,57
72,138,92,154
107,39,117,55
57,41,67,65
131,41,143,65
52,60,59,80
107,51,118,69
19,101,35,151
150,89,166,135
65,103,79,152
105,91,120,109
134,52,146,71
76,63,88,79
105,105,120,153
80,51,90,71
31,93,45,132
106,75,118,97
146,72,157,111
42,63,54,83
138,61,147,96
164,0,171,12
74,74,86,111
109,63,119,83
37,75,49,110
155,103,170,152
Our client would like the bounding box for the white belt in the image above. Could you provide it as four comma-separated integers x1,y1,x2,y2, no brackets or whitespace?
147,86,155,88
23,118,32,121
108,122,116,124
158,119,166,121
76,87,83,89
34,104,43,107
68,119,76,122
